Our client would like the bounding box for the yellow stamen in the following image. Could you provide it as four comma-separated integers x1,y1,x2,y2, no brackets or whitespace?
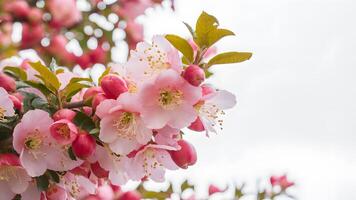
158,89,183,110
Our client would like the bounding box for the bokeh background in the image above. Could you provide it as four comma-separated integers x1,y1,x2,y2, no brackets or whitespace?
135,0,356,199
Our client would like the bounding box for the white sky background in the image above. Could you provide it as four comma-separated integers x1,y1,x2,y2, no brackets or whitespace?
138,0,356,199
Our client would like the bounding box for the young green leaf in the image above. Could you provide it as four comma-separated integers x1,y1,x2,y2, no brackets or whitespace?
29,62,61,91
24,80,53,96
195,11,219,47
3,66,27,80
207,52,252,68
98,67,111,85
165,34,194,63
69,77,92,84
61,82,91,102
207,28,235,46
183,21,195,38
35,175,50,191
73,111,96,132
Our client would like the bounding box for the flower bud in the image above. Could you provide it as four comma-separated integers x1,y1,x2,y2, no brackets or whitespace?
83,87,103,102
91,162,109,178
188,117,205,132
0,153,20,166
0,73,16,92
53,109,76,121
118,191,141,200
100,75,128,99
92,93,108,110
70,162,91,177
9,95,22,111
28,8,42,24
183,65,205,86
11,92,24,102
50,119,78,145
4,1,30,19
72,131,96,159
169,140,197,169
208,184,224,196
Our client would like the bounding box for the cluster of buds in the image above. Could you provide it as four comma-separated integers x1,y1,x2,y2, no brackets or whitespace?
0,0,174,67
0,12,252,199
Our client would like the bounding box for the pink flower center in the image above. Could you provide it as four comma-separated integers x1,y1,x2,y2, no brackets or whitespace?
0,106,6,120
200,103,225,130
158,89,183,110
140,42,170,75
24,130,43,150
113,112,136,140
142,149,163,176
57,125,70,139
0,166,16,181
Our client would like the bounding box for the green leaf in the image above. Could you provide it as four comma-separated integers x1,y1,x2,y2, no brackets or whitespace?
29,62,61,91
207,52,252,67
47,170,60,183
24,80,53,96
61,82,91,102
98,67,111,85
69,77,92,84
35,175,50,191
183,21,195,38
195,11,219,47
73,111,96,132
207,28,235,46
68,147,77,161
22,92,49,112
3,66,27,80
181,180,195,192
89,128,100,136
165,34,194,63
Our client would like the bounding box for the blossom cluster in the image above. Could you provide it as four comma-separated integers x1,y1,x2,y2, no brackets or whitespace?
0,11,252,200
0,0,173,68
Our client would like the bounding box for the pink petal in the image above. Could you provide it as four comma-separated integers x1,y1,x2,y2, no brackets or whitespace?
109,138,141,155
96,99,120,119
156,150,178,170
99,116,119,143
0,181,15,200
206,90,236,109
20,149,47,177
167,103,197,129
8,168,30,194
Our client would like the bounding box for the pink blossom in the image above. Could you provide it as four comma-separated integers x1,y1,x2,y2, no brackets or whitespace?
0,154,31,200
138,69,201,129
0,87,15,120
96,94,153,155
125,20,144,50
47,0,82,28
128,35,182,82
208,184,226,196
94,145,130,186
128,144,178,182
270,175,294,190
13,109,82,177
192,86,236,133
154,126,181,149
189,39,217,59
114,0,153,20
20,182,42,200
50,119,78,145
60,172,97,199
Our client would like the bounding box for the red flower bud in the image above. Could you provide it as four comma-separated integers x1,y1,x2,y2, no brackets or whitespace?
11,92,24,102
0,153,20,166
72,131,96,159
4,1,30,19
208,184,225,196
83,87,103,102
91,162,109,178
169,140,197,169
28,8,42,24
100,75,128,99
53,109,77,121
188,117,205,132
0,73,16,92
70,162,91,177
118,191,141,200
92,93,108,110
9,95,22,111
183,65,205,86
50,119,78,145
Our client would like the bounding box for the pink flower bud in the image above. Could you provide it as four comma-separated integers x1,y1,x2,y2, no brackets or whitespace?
100,75,128,99
50,119,78,145
188,117,205,132
201,84,215,96
21,23,44,49
208,184,225,196
70,162,91,177
92,93,108,110
183,65,205,86
83,87,103,102
28,8,43,24
72,131,96,159
270,175,294,190
91,162,109,178
53,109,77,121
76,54,92,69
118,191,141,200
11,92,24,102
9,95,22,111
0,153,20,166
4,1,30,19
0,73,16,92
169,140,197,169
83,195,101,200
